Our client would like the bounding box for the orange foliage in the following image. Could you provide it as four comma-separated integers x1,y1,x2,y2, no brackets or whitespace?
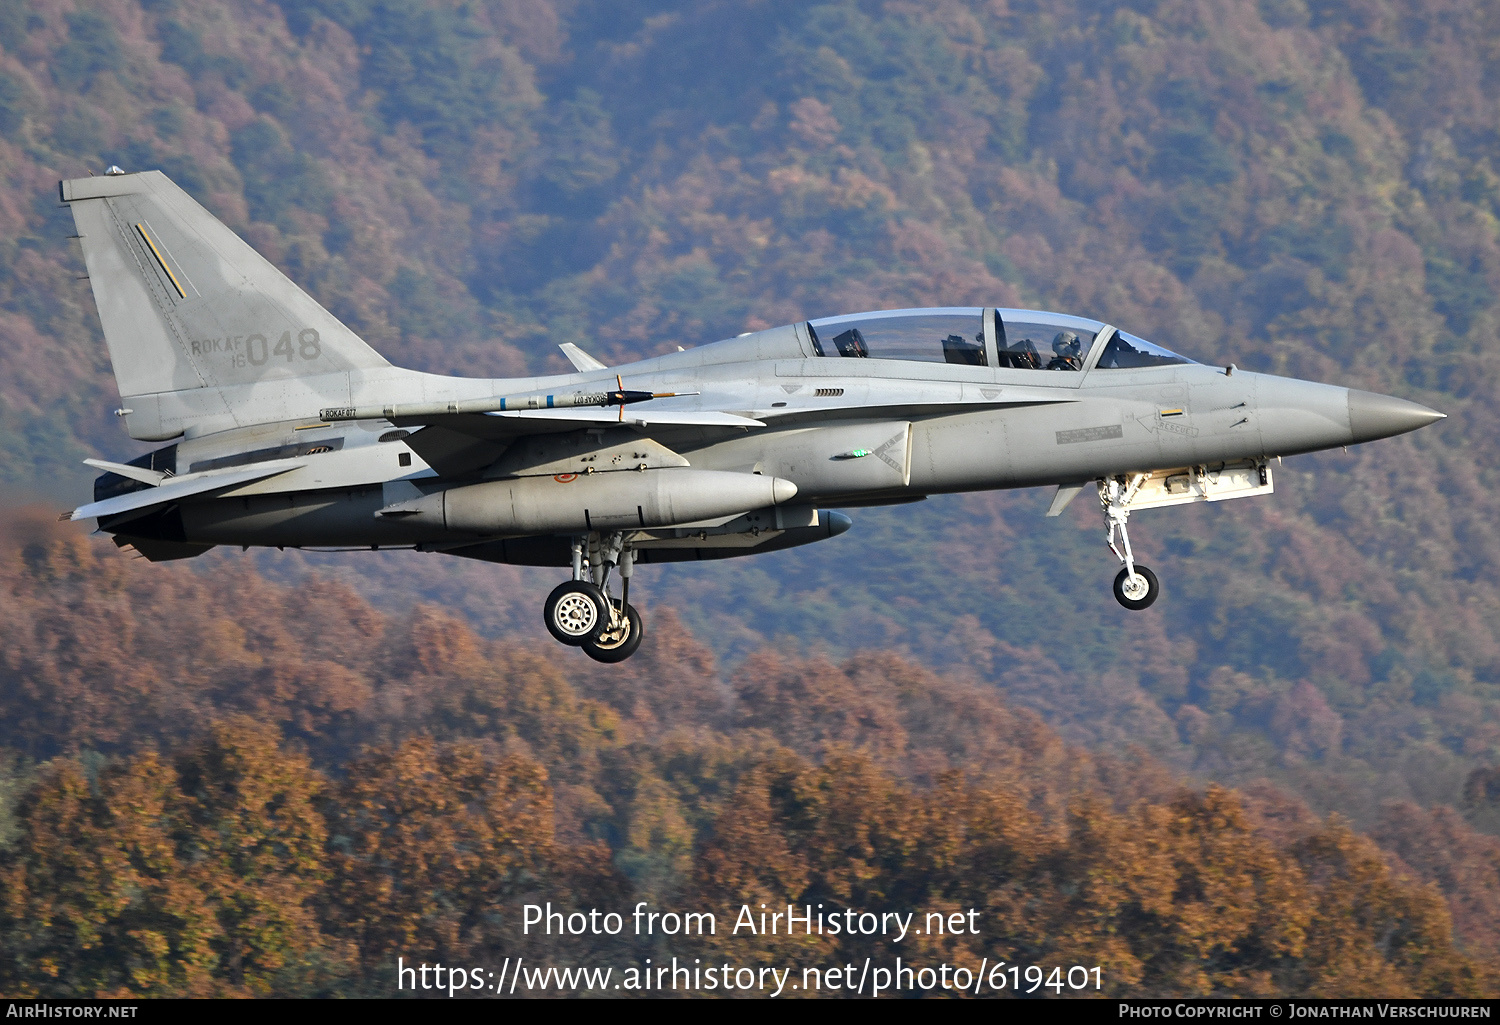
0,516,1493,994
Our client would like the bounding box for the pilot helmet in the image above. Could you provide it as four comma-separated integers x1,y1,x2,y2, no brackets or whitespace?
1052,331,1081,356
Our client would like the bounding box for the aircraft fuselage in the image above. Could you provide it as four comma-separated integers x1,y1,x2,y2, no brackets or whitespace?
105,324,1426,559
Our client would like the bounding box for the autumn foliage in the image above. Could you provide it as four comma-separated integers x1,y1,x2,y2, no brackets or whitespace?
0,0,1498,833
1,0,1500,998
0,518,1490,997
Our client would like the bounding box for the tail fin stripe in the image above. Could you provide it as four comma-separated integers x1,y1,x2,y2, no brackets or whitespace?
135,223,187,299
106,201,209,390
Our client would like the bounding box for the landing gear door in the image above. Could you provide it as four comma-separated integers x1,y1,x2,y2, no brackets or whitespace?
1124,461,1273,510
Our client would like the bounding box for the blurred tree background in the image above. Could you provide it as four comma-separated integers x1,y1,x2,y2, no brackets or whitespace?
0,0,1498,996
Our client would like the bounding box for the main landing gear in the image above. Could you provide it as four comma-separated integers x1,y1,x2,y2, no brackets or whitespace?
543,533,646,662
1099,474,1161,611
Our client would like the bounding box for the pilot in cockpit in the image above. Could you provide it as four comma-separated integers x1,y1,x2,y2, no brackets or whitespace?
1048,331,1082,371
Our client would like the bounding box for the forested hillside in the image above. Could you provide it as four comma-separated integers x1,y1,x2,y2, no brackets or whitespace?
0,514,1493,996
1,0,1499,997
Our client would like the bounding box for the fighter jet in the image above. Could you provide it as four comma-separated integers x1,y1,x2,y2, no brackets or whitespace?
61,170,1444,662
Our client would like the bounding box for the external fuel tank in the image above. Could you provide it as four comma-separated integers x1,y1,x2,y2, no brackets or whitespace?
379,468,799,535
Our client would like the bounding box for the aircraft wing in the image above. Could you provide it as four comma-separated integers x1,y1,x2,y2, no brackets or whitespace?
71,459,305,522
394,409,766,476
395,396,1076,474
389,408,765,435
495,408,764,429
754,394,1078,425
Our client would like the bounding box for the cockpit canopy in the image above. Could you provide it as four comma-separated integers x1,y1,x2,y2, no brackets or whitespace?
804,307,1194,370
808,308,989,364
994,310,1102,371
1093,330,1194,369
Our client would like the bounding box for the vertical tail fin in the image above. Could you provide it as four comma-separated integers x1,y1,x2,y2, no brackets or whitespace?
61,170,390,440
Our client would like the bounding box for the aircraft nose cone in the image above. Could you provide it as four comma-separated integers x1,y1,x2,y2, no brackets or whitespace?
770,477,799,504
1347,389,1445,444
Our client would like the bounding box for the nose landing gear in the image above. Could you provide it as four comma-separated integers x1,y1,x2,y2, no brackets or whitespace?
1099,474,1161,611
542,534,646,661
1113,564,1160,610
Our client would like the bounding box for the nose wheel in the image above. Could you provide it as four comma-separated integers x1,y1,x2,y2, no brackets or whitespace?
1099,474,1162,611
1113,565,1160,610
543,534,647,661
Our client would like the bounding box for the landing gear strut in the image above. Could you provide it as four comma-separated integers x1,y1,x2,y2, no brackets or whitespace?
1099,475,1161,611
542,534,646,661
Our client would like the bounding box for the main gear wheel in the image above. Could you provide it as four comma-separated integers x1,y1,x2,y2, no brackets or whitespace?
544,581,609,645
582,601,644,663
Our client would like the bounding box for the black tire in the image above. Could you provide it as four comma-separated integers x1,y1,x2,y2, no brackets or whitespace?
582,602,645,663
544,582,608,645
1113,565,1160,611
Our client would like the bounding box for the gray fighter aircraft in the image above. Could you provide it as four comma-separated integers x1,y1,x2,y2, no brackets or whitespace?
62,169,1443,662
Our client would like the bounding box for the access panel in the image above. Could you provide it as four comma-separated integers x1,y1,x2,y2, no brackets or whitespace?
698,422,912,497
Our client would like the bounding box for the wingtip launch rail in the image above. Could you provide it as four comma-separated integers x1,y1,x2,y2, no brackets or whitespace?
318,384,699,424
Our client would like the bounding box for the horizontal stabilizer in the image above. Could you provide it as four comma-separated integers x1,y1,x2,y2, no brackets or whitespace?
83,457,169,486
559,343,607,371
71,459,304,522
